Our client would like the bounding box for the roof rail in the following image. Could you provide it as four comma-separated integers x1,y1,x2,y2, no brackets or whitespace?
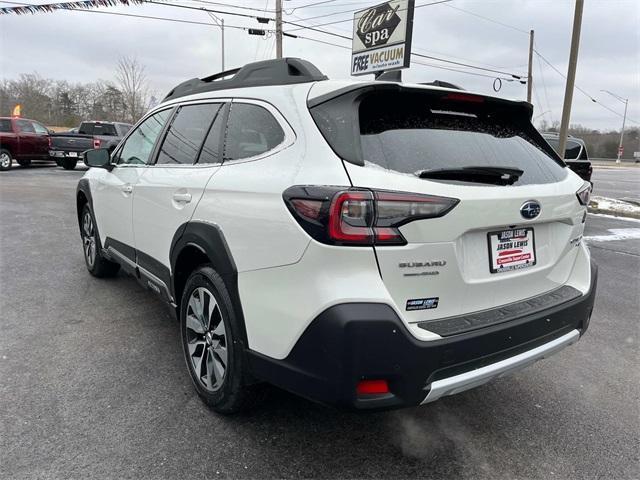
163,57,328,101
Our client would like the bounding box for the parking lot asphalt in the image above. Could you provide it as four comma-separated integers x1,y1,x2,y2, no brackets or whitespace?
592,166,640,202
1,165,639,480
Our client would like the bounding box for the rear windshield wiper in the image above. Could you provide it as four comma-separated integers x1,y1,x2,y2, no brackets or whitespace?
415,166,524,185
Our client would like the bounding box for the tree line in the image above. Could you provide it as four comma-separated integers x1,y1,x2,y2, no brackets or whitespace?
539,119,639,159
0,56,155,127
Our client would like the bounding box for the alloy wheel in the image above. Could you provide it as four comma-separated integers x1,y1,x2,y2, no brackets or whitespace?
185,287,228,392
82,211,96,267
0,153,11,169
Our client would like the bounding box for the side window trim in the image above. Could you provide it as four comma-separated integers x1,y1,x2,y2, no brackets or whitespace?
221,98,295,166
196,102,229,165
113,106,176,166
149,100,228,167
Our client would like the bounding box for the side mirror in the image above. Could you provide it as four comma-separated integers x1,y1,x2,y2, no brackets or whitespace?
84,148,113,170
48,129,55,135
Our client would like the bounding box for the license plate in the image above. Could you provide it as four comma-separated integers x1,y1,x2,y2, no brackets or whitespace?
488,227,536,274
67,151,77,157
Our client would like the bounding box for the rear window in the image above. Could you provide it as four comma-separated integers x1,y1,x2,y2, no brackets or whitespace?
312,89,566,186
79,123,118,136
0,119,11,133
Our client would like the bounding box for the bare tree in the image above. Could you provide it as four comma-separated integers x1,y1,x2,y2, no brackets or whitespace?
115,56,149,123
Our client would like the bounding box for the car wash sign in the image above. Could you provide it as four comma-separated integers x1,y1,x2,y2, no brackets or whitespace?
351,0,414,76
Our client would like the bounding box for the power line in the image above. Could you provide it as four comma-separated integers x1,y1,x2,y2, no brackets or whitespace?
0,0,272,31
285,0,338,15
290,33,522,82
188,0,275,13
534,49,638,124
286,0,451,31
145,0,275,21
443,4,529,35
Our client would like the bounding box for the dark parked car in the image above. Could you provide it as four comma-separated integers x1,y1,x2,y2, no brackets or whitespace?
0,117,52,171
50,121,132,170
541,132,593,183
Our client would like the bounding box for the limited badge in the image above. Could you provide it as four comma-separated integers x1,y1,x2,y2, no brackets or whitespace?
406,297,439,311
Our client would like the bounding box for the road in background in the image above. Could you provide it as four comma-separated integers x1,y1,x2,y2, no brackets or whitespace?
592,166,640,202
1,166,638,480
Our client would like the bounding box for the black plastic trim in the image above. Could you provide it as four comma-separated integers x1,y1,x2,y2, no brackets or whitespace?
247,262,597,410
163,58,327,102
169,221,249,348
417,285,582,337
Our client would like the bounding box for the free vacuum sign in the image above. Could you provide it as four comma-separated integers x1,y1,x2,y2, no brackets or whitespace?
351,0,415,76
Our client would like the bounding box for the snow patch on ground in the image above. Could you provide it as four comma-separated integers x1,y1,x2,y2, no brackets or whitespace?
584,228,640,243
588,195,640,219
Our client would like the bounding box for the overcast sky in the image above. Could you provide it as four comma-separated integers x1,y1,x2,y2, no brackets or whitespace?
0,0,638,130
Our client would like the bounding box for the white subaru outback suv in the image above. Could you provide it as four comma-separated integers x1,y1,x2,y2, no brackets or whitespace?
77,58,597,413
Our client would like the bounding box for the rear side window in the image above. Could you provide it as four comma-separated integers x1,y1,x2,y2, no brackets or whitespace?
79,123,118,136
156,103,221,165
312,89,566,185
0,119,11,133
224,103,284,161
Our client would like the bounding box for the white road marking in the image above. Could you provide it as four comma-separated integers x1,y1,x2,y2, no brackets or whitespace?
584,228,640,242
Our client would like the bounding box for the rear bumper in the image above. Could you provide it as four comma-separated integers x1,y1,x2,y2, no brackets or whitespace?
248,261,597,410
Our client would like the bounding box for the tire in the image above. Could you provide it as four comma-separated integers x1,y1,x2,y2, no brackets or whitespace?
61,158,77,170
0,149,12,171
181,266,261,414
17,159,31,167
80,204,120,278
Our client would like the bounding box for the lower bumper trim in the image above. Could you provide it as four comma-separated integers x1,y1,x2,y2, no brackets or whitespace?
421,329,580,404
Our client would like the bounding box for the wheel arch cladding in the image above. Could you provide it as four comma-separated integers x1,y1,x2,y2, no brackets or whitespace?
170,221,249,348
76,179,93,230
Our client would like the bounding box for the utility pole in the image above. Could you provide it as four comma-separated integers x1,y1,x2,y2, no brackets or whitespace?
601,89,629,163
276,0,283,59
208,13,225,71
527,29,534,104
558,0,584,158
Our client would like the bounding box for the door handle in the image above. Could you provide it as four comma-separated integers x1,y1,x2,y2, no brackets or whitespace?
121,184,133,194
173,192,192,203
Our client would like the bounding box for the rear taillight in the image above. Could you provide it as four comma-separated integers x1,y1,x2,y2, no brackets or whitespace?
47,136,51,148
284,186,459,246
576,182,591,206
93,138,101,149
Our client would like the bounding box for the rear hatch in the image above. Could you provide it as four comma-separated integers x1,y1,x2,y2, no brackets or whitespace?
309,84,588,325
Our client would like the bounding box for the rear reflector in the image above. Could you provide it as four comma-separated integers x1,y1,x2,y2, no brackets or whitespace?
356,379,389,395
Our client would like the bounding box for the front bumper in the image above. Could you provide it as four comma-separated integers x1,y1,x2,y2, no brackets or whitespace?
248,261,597,410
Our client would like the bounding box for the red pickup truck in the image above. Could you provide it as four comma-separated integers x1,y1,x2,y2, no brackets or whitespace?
0,117,52,171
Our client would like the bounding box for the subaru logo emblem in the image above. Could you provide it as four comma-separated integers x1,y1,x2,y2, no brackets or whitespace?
520,200,541,220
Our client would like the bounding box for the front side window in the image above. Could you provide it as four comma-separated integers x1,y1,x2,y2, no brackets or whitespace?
223,103,285,161
15,120,35,133
0,119,12,133
156,103,221,165
117,109,171,165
